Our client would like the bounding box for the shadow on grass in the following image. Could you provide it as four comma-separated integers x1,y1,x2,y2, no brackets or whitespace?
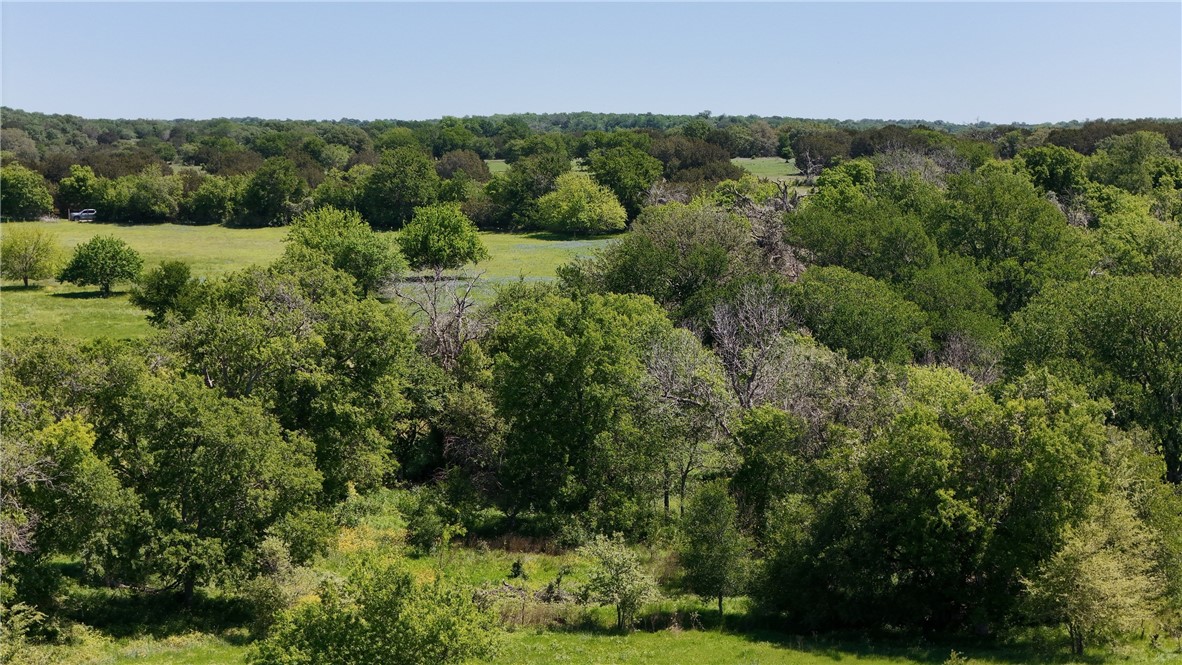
50,290,124,300
62,587,252,642
521,231,623,242
0,284,48,292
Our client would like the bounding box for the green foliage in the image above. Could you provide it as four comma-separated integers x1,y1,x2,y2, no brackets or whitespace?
286,206,405,295
57,235,144,296
1023,493,1162,655
586,145,663,219
169,262,415,499
182,174,246,225
938,165,1093,315
787,197,936,283
792,266,930,363
1088,131,1176,195
115,375,321,596
397,203,488,272
250,557,499,665
560,203,758,320
1,225,61,286
732,406,807,537
436,149,492,182
489,291,672,531
485,152,570,230
57,164,105,213
759,367,1111,630
243,157,307,227
903,255,1000,349
1005,275,1182,480
130,260,206,326
678,481,750,614
533,172,627,235
1016,145,1088,196
361,147,440,229
579,534,656,631
1,164,53,220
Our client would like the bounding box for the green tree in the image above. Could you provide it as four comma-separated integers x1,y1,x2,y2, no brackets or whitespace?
1088,131,1175,194
679,481,751,617
251,557,498,665
791,266,931,363
57,235,144,296
0,226,61,286
1005,275,1182,480
122,375,321,600
1024,494,1162,655
397,204,488,274
436,149,492,182
286,206,405,296
181,174,245,225
559,203,758,321
130,260,205,326
361,147,440,229
939,165,1093,315
585,145,663,219
533,172,627,235
579,533,656,631
489,291,671,529
242,157,307,226
56,164,105,215
485,152,570,230
1,164,54,220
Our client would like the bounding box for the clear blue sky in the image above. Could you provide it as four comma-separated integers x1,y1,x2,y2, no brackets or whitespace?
2,2,1179,123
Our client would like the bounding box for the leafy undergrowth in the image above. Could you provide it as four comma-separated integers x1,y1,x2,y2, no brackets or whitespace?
15,489,1182,665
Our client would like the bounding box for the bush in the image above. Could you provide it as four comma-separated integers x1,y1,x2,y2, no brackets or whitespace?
250,557,499,665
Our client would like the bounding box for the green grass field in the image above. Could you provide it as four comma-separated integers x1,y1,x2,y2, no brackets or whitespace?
0,221,613,339
731,157,802,181
486,159,509,175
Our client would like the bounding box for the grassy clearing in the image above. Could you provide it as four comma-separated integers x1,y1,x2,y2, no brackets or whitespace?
731,157,802,181
0,222,613,339
486,159,509,175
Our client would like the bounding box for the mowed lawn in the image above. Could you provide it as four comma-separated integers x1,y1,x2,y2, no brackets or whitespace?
0,221,613,339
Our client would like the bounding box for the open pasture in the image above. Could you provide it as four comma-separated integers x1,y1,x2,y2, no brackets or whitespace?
0,221,613,339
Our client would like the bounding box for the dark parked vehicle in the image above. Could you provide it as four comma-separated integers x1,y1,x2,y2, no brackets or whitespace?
70,209,97,221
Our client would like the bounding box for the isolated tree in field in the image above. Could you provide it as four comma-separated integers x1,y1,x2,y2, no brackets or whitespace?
58,235,143,296
1,226,61,286
130,260,205,325
533,172,627,235
1,164,54,220
361,147,440,228
579,533,656,632
1024,494,1162,655
398,204,488,275
287,206,405,296
679,480,751,618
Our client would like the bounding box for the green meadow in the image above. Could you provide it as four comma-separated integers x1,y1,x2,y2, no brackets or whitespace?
0,221,614,339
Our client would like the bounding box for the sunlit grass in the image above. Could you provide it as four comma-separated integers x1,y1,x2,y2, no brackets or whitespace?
1,221,614,339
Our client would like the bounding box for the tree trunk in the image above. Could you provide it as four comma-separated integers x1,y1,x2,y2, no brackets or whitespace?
23,276,29,287
718,595,724,622
182,575,196,606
